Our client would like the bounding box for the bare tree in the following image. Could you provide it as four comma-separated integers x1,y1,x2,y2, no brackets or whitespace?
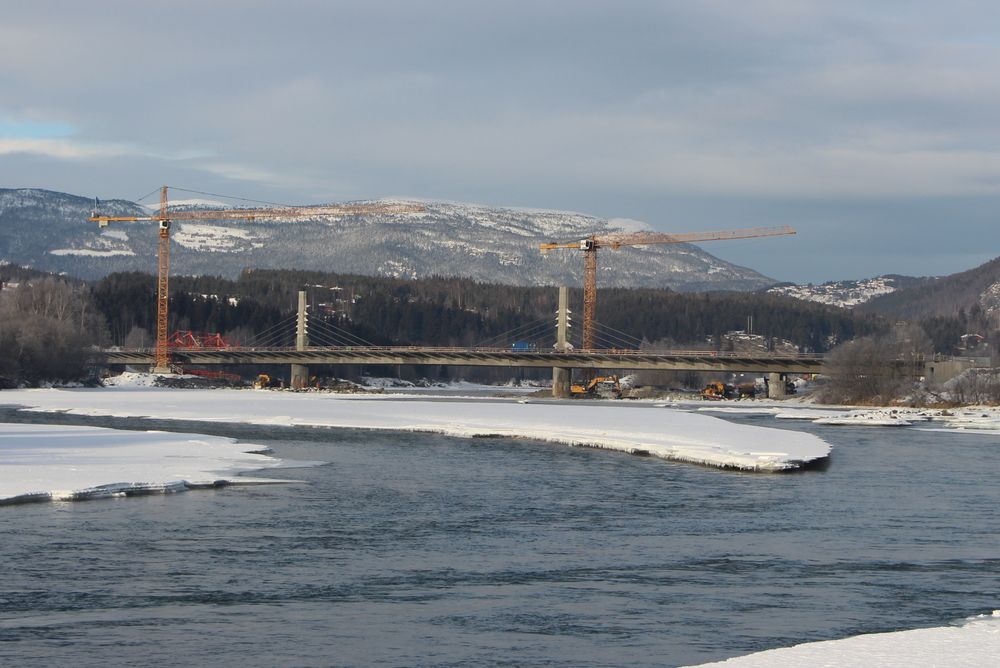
0,279,108,385
820,323,932,404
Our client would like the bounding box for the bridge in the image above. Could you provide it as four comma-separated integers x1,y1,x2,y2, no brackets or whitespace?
104,346,825,373
104,288,827,398
103,345,825,398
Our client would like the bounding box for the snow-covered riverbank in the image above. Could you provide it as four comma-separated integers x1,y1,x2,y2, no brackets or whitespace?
696,402,1000,432
687,610,1000,667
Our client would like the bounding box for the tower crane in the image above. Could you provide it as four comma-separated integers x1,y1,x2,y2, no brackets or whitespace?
89,185,424,371
539,226,796,350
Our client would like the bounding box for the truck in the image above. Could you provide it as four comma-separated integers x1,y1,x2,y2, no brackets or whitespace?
511,341,537,352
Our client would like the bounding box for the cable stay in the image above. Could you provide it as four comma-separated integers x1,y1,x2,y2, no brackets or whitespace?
308,318,377,348
472,314,554,349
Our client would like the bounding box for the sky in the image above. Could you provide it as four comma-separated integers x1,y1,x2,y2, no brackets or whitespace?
3,0,1000,283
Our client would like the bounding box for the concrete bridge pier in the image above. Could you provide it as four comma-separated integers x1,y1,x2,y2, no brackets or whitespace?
767,372,787,399
290,290,310,389
552,367,571,398
552,286,572,398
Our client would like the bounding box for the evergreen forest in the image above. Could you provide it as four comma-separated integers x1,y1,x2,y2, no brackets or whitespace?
6,264,983,387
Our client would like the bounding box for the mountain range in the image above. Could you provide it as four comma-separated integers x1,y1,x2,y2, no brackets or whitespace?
0,188,777,292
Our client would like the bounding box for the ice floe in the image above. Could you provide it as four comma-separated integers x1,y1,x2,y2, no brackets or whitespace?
1,387,832,472
0,423,303,504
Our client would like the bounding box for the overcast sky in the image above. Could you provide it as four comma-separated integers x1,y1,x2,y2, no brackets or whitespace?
3,0,1000,283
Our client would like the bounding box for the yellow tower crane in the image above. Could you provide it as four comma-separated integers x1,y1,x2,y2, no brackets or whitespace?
540,226,796,350
89,186,424,371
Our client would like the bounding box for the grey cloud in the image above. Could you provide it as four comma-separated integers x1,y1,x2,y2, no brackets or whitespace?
3,1,1000,282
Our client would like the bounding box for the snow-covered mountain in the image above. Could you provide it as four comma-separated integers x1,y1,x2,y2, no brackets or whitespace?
767,275,929,309
0,188,778,291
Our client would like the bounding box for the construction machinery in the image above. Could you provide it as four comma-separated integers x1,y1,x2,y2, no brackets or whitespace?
539,226,795,350
700,381,731,400
88,186,423,372
571,375,623,399
701,381,757,400
168,330,232,349
253,373,284,389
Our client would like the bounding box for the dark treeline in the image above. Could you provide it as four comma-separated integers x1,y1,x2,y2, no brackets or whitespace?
0,265,902,385
91,269,887,353
0,276,107,386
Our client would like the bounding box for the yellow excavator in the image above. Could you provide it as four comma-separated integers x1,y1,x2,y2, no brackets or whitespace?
701,381,757,400
253,373,285,390
570,375,623,399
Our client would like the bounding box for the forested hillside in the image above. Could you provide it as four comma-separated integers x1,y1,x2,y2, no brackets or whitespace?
93,269,886,353
859,256,1000,321
856,256,1000,353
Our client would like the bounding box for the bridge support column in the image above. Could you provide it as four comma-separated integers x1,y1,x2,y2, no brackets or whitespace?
552,286,573,398
767,372,786,399
553,367,571,398
291,290,310,389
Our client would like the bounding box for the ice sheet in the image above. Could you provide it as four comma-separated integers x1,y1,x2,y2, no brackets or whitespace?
1,388,832,472
0,422,298,504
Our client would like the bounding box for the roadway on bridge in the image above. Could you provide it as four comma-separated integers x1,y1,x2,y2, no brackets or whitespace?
103,346,826,374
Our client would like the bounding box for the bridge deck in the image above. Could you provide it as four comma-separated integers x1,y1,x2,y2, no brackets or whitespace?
103,346,825,373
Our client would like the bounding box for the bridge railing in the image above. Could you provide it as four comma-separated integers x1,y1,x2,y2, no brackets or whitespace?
105,344,827,360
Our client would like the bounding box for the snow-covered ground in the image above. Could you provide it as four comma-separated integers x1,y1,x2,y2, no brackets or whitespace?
357,375,541,394
103,371,201,387
0,423,303,504
687,610,1000,667
0,387,831,473
697,401,1000,432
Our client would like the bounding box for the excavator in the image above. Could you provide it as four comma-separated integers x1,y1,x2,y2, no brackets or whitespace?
253,373,284,390
571,375,623,399
701,381,757,400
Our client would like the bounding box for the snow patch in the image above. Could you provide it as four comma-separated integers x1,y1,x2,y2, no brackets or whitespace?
608,217,653,233
172,223,264,252
101,228,129,241
768,276,898,308
49,248,135,257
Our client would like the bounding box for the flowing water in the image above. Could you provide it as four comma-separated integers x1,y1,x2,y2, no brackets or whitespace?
1,407,998,667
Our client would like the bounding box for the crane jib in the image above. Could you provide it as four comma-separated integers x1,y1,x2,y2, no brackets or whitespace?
86,185,427,371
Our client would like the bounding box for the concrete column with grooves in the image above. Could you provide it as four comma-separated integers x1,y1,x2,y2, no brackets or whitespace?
291,290,310,389
552,286,572,398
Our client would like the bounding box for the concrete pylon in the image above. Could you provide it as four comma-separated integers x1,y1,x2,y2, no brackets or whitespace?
291,290,310,389
552,286,572,398
767,372,786,399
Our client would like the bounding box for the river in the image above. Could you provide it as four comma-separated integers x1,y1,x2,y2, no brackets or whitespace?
0,407,997,667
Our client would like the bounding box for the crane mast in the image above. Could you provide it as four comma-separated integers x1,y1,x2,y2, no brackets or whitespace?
540,226,796,350
156,186,170,370
89,186,424,372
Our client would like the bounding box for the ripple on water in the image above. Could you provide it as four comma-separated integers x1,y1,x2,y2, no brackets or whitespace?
0,409,998,667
